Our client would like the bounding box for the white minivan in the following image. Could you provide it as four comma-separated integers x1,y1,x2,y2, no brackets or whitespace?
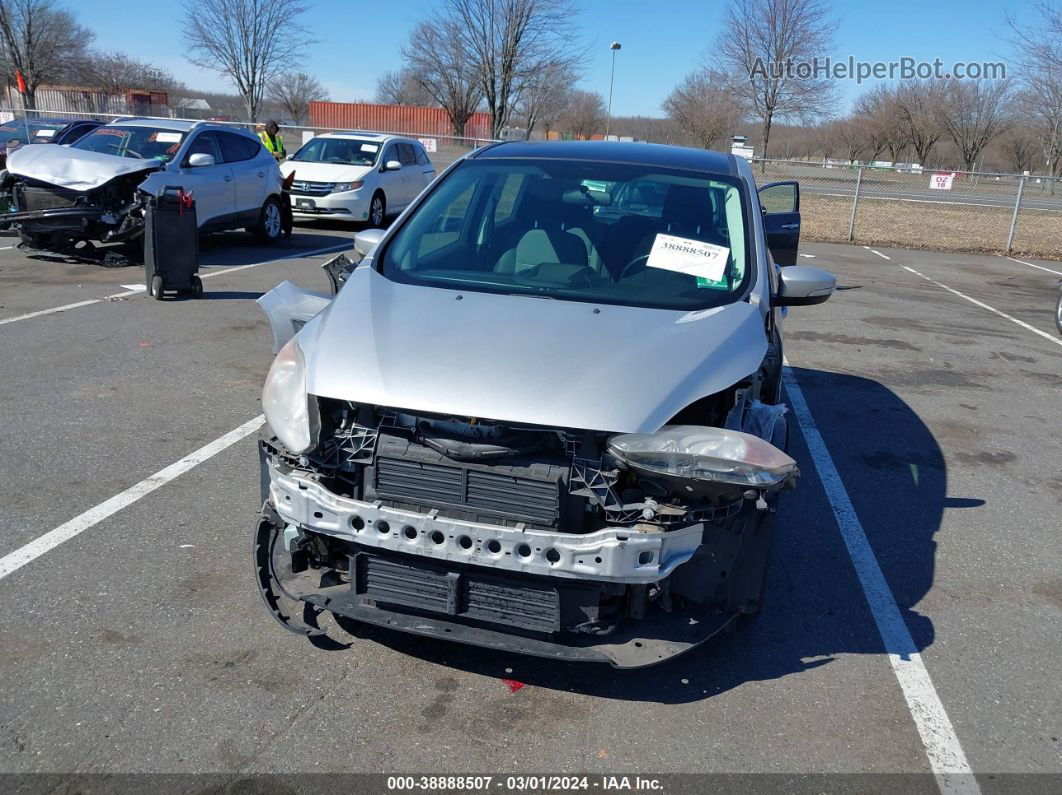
280,132,436,226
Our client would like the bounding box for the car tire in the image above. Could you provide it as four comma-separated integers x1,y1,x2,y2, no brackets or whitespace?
369,191,386,228
17,230,45,250
253,196,284,244
191,275,204,299
1055,290,1062,336
151,275,164,300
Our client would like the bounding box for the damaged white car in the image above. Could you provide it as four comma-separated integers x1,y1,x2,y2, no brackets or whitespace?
0,119,286,252
255,141,835,667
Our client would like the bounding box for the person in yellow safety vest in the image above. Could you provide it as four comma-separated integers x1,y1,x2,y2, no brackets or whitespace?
258,120,286,161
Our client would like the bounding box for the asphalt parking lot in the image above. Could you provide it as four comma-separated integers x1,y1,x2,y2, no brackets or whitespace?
0,228,1059,788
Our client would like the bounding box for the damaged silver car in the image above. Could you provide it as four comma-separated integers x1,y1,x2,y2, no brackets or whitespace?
254,141,835,667
0,118,286,253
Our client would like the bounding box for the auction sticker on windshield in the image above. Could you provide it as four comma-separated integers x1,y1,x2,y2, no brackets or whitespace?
646,233,729,282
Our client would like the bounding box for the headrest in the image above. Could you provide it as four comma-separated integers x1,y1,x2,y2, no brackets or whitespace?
663,184,710,228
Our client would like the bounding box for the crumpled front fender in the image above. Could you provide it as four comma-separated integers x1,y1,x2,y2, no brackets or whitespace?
256,280,332,353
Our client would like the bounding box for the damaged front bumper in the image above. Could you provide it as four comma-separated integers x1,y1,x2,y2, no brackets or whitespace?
258,444,773,668
269,464,706,584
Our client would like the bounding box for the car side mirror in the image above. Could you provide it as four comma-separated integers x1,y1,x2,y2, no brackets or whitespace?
188,153,215,168
383,159,402,171
354,227,385,259
775,265,835,306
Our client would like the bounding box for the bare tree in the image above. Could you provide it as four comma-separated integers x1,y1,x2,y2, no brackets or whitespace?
268,71,328,125
716,0,837,162
663,68,742,150
998,125,1040,173
516,60,575,139
854,85,909,164
1007,2,1062,183
81,52,176,92
402,21,483,136
834,115,869,162
895,79,945,166
376,68,438,107
937,79,1012,171
563,89,606,139
0,0,93,109
181,0,313,122
441,0,580,138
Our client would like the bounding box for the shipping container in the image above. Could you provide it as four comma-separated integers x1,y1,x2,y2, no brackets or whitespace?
309,101,492,140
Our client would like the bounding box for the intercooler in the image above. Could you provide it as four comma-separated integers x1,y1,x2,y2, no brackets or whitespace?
15,183,81,212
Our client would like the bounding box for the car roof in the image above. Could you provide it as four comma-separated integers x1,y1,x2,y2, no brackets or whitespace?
469,140,738,176
314,131,415,144
2,117,82,127
108,118,199,131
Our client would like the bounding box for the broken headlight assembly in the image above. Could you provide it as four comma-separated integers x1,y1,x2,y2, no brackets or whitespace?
262,338,320,454
607,425,798,490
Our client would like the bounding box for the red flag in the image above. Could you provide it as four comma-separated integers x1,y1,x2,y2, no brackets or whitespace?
15,70,26,94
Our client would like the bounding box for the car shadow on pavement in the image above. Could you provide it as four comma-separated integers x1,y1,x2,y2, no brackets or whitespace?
325,368,966,704
196,231,352,267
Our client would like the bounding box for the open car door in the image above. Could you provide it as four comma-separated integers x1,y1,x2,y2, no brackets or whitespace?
758,181,801,266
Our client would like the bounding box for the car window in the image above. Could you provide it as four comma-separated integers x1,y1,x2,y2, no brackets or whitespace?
759,183,798,213
72,125,188,162
414,144,431,166
383,144,399,165
218,131,261,163
493,173,525,223
398,143,417,166
291,137,380,166
183,131,221,165
381,159,751,312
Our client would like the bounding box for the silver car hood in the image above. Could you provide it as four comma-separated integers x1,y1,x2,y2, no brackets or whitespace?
302,267,767,434
6,144,160,191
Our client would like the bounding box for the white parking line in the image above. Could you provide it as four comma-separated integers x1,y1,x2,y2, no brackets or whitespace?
783,364,979,794
1004,256,1062,277
0,241,351,328
0,415,265,581
863,248,1062,348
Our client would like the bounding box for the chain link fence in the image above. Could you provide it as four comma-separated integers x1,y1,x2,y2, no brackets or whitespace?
0,108,496,171
751,158,1062,261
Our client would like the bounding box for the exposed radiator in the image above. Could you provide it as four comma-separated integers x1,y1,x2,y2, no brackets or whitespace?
352,551,562,633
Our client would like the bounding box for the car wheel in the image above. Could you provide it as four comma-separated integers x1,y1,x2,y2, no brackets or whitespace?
17,230,45,250
191,275,204,299
369,192,386,228
1055,290,1062,335
151,275,164,300
253,197,284,244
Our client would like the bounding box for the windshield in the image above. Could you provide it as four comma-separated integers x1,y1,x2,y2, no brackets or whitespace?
380,158,752,311
0,120,65,146
292,137,381,166
71,126,187,162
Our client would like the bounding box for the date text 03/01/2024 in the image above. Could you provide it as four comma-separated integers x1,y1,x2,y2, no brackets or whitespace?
385,775,665,791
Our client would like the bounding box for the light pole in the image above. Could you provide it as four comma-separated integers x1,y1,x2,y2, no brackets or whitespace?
605,41,621,138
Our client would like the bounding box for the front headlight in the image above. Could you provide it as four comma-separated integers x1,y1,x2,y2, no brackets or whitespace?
608,425,797,489
262,338,320,454
332,181,363,193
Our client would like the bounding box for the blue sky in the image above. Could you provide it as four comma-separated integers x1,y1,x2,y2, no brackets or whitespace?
78,0,1030,117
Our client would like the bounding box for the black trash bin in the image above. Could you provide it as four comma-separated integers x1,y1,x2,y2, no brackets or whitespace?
144,186,201,299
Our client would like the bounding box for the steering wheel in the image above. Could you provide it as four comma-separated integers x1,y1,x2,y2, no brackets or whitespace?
616,253,651,282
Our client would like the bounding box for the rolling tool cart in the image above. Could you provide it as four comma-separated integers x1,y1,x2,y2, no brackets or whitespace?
144,186,202,299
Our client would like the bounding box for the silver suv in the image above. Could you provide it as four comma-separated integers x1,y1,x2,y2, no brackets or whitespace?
0,119,286,251
254,141,835,667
